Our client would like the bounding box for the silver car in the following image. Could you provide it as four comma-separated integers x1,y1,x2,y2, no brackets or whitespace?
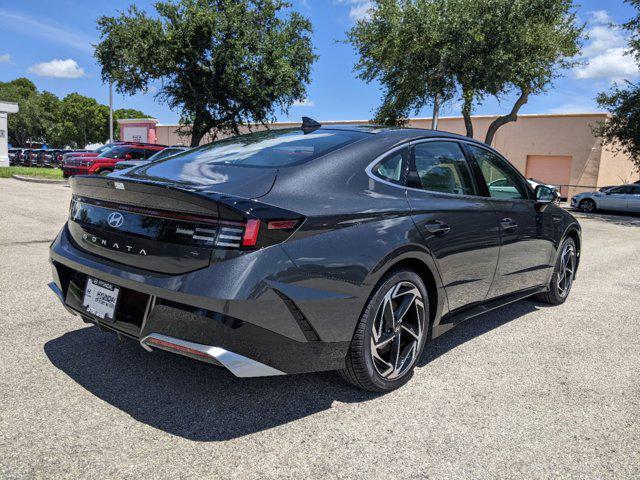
571,184,640,213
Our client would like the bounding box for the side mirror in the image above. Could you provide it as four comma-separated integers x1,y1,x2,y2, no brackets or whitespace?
535,185,560,204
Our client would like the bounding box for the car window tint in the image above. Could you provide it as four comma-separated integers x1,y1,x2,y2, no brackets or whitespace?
609,186,628,194
128,149,146,159
144,128,368,169
469,145,528,200
413,142,476,195
372,151,405,184
632,186,640,195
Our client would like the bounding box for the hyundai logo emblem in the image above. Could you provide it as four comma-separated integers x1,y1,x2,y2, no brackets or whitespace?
107,212,124,228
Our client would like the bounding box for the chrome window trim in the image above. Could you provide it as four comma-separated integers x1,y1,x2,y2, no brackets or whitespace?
365,137,485,200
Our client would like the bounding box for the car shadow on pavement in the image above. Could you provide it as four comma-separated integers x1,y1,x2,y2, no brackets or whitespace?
45,299,542,442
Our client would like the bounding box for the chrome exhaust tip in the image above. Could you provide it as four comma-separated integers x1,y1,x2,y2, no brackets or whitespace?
140,333,285,378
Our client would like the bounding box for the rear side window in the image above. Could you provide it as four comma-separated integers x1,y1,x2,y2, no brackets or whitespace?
413,142,476,195
147,128,367,169
371,150,406,184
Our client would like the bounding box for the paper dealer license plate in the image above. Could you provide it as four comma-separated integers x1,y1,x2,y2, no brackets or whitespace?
83,277,120,320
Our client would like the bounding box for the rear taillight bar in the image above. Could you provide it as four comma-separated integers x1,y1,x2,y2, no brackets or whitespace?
74,196,243,227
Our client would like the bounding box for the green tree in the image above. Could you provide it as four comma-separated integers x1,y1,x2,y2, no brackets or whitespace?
95,0,316,147
0,78,62,147
347,0,583,145
595,0,640,170
56,93,110,148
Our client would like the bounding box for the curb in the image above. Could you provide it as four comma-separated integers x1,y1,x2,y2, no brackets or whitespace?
11,174,68,185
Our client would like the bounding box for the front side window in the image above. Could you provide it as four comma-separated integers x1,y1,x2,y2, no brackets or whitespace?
608,186,631,194
412,142,476,195
371,150,406,184
469,145,530,200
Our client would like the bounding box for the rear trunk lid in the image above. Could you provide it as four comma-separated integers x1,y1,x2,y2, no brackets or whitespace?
115,160,278,198
67,175,263,274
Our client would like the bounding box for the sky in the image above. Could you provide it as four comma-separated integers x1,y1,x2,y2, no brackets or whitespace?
0,0,638,124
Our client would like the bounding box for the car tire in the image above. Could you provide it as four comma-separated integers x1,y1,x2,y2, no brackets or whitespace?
534,237,577,305
339,268,429,392
579,198,596,213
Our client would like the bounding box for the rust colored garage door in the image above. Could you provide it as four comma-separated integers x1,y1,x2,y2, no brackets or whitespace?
525,155,572,198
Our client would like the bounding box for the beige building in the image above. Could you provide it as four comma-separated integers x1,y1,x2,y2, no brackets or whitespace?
153,113,639,198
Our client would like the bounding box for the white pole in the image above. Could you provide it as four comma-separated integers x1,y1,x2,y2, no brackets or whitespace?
431,94,440,130
109,81,114,144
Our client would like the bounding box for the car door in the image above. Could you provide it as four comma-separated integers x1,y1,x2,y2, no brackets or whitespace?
406,140,501,312
465,143,555,298
627,185,640,212
599,186,630,211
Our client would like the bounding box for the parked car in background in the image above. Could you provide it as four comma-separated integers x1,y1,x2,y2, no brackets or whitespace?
63,143,166,177
113,146,189,171
599,179,640,192
19,149,33,166
8,148,19,166
50,123,580,392
571,184,640,213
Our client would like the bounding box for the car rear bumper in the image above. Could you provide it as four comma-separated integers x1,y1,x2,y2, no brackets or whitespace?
48,224,352,376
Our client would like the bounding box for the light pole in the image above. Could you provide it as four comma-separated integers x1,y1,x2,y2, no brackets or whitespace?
109,81,114,144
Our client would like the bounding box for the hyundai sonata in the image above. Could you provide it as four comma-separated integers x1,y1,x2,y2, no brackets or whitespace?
49,120,581,391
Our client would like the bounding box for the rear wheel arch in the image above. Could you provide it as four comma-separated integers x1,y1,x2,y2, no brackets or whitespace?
368,253,442,333
564,227,581,271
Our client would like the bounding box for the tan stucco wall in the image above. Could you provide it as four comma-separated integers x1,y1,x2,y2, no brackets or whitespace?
156,113,639,195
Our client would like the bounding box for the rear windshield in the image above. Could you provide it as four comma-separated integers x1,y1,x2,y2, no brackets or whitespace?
149,128,367,169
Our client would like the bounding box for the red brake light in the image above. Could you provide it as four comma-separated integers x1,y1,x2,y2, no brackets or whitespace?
242,220,261,247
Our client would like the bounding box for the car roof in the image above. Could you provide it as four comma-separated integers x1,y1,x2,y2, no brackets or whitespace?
308,124,483,144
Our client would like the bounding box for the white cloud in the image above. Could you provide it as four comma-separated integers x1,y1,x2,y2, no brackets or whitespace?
573,10,639,81
0,9,94,53
293,98,315,107
146,85,159,95
574,47,638,80
0,53,10,63
589,10,613,26
335,0,373,21
27,59,86,78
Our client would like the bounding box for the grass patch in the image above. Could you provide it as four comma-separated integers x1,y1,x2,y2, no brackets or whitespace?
0,167,64,179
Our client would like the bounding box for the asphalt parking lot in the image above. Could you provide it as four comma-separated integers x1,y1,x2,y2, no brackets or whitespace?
0,178,638,479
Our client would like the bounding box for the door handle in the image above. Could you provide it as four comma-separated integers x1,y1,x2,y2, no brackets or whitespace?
424,220,451,236
500,218,518,232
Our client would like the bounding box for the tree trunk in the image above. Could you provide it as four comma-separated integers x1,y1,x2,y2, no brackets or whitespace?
484,87,530,146
190,113,209,147
462,89,474,138
190,128,205,147
431,94,440,130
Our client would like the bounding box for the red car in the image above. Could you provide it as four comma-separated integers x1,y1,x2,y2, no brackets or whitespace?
63,143,166,177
